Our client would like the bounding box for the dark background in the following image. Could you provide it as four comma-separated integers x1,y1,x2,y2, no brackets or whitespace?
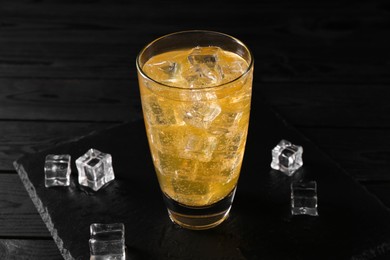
0,0,390,259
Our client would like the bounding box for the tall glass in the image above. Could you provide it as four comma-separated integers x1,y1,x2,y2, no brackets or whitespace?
136,30,253,230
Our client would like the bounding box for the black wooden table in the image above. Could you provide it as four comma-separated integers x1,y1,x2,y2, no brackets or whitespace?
1,1,390,259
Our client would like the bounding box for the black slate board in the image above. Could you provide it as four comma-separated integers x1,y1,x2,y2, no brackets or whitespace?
14,99,390,260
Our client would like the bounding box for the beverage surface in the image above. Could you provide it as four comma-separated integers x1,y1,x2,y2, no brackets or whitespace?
143,46,249,89
140,46,252,207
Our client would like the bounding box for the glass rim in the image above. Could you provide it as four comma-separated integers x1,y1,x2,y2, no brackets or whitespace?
136,29,254,91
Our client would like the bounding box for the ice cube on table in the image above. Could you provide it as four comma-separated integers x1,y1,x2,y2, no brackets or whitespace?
291,181,318,216
44,154,71,187
271,139,303,176
89,223,125,260
76,148,115,191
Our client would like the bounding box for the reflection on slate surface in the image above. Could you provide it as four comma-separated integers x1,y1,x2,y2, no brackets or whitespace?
14,100,390,260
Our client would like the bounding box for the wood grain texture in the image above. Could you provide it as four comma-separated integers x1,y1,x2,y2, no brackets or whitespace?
0,0,389,259
0,1,389,82
0,174,49,237
0,79,141,121
0,121,114,171
0,239,61,260
261,83,390,128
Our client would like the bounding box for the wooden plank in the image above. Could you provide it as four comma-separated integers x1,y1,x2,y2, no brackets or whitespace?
0,239,61,260
0,174,49,237
0,0,388,36
0,79,141,121
0,121,114,171
0,80,389,128
0,2,388,82
0,41,388,82
0,42,141,80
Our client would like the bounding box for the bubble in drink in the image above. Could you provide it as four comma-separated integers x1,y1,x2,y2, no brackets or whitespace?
181,134,217,162
142,96,179,126
183,102,221,129
140,46,252,207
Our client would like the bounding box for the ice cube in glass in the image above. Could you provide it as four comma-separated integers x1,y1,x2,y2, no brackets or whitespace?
183,102,221,129
291,181,318,216
89,223,125,260
271,139,303,176
184,46,224,87
44,154,71,187
76,148,114,191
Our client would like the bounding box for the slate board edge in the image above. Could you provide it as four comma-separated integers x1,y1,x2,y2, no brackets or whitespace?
13,161,74,260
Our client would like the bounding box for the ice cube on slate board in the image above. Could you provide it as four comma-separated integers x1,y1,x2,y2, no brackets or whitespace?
44,154,71,187
89,223,125,260
291,181,319,216
76,148,115,191
271,139,303,176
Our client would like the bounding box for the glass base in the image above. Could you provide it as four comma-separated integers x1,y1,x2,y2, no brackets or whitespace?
163,188,236,230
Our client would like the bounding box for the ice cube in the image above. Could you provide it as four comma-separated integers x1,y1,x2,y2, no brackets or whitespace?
219,112,243,126
181,135,217,162
142,96,179,125
145,60,181,85
149,125,179,151
218,55,248,82
158,61,180,76
44,154,71,187
183,102,221,129
89,223,125,260
208,111,243,135
76,149,115,191
271,139,303,176
188,46,220,68
214,132,245,159
291,181,318,216
183,46,224,87
155,151,198,176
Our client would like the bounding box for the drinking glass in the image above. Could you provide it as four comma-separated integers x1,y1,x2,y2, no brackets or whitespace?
136,30,254,230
